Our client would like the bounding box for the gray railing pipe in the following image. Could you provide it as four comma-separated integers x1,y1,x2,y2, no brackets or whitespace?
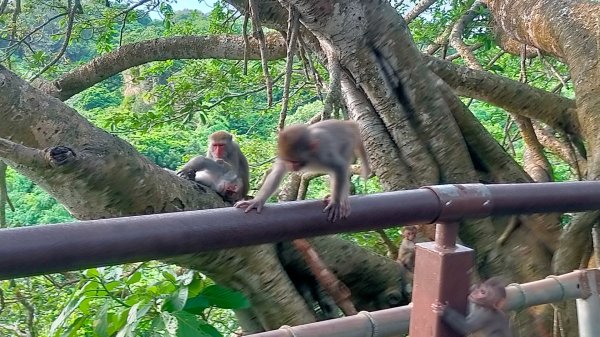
0,182,600,279
245,269,600,337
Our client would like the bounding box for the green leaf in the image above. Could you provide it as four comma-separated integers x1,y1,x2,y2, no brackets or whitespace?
115,303,152,337
173,311,214,337
50,295,85,336
83,268,100,278
201,285,249,309
197,323,223,337
187,276,204,297
79,297,91,315
105,280,121,291
107,311,129,336
182,295,210,314
163,271,177,283
93,303,110,337
163,286,189,312
60,315,87,337
126,271,142,285
147,285,160,295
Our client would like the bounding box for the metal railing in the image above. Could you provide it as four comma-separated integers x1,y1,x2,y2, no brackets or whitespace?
2,181,600,336
245,269,600,337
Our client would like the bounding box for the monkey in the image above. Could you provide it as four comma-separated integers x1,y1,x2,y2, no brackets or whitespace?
396,226,417,272
234,119,371,222
432,277,513,337
207,131,250,199
177,155,244,202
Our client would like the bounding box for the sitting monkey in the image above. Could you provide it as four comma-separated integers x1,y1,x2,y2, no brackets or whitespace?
176,155,244,202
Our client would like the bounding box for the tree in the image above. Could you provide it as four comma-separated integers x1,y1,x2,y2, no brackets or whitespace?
1,0,598,335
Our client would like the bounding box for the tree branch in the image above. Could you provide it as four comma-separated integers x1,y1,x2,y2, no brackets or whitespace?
403,0,437,23
0,138,48,168
0,0,9,16
448,1,484,70
248,0,274,106
278,5,300,130
41,34,286,101
424,54,579,136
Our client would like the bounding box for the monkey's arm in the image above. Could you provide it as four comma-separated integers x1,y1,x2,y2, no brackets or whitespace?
234,161,287,213
441,306,491,335
238,152,250,196
323,158,351,221
177,156,211,179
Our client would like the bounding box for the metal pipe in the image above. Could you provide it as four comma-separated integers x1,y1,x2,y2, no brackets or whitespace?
484,182,600,216
504,270,593,310
434,223,459,249
0,189,439,279
247,305,411,337
243,269,600,337
576,270,600,337
1,182,600,279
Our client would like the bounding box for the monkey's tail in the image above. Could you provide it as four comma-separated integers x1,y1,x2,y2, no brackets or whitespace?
356,140,371,180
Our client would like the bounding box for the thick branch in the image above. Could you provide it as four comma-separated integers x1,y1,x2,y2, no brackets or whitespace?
248,0,274,106
42,34,286,101
0,138,47,168
424,55,579,137
0,66,226,219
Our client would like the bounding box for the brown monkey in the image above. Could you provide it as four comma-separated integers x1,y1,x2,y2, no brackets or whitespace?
234,119,370,222
207,131,250,199
396,226,417,272
432,278,513,337
177,156,244,202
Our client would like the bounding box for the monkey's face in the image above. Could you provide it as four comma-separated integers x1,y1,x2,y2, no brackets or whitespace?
469,284,496,307
211,143,227,159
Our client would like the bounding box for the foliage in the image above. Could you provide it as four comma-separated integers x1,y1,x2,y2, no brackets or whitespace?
0,265,247,337
70,75,124,111
4,167,73,226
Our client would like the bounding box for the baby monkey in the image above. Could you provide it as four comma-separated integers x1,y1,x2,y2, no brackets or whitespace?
177,156,244,202
235,119,370,222
396,226,417,272
432,277,513,337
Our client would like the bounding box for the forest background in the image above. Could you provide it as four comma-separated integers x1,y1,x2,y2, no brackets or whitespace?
0,0,589,336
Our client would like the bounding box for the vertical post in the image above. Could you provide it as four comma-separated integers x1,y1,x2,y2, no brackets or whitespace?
408,222,474,337
576,269,600,337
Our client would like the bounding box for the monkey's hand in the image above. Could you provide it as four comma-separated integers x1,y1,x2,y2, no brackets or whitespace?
234,198,266,213
431,301,448,316
322,196,351,222
176,169,196,180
